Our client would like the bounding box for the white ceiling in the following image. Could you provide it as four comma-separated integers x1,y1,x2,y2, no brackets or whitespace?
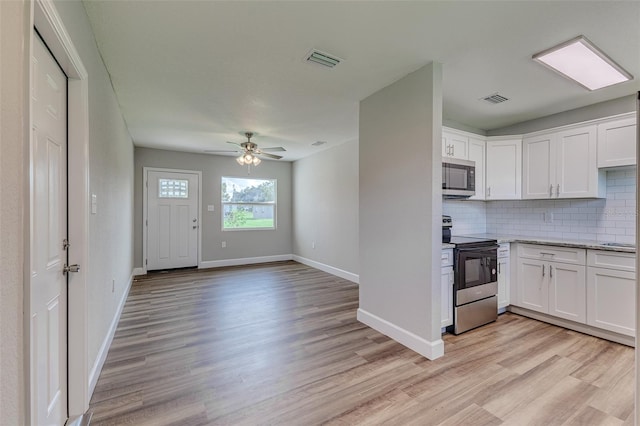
83,1,640,161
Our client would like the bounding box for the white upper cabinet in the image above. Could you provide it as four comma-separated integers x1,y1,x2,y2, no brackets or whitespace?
597,115,636,168
523,124,603,199
442,131,469,159
486,138,522,200
468,138,485,200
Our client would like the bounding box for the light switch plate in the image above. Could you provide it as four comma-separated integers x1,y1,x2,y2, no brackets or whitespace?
91,194,97,215
208,205,214,212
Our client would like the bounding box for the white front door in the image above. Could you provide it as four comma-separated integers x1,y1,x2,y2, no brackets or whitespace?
147,170,199,270
31,32,68,426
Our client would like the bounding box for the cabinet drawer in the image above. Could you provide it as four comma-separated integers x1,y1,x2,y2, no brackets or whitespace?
518,244,585,265
498,243,510,258
441,249,453,267
587,250,636,272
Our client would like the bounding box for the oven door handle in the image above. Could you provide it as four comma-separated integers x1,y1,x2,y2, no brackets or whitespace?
454,245,500,252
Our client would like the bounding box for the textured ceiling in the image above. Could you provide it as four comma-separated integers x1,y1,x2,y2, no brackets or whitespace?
83,1,640,161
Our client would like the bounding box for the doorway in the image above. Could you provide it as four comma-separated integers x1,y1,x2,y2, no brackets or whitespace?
144,168,201,271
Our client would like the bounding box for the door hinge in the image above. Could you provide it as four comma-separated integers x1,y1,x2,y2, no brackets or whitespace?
145,219,148,226
145,180,148,188
145,259,148,265
63,239,70,251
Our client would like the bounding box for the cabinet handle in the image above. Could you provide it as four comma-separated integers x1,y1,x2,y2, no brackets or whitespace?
452,146,455,156
498,262,501,274
540,252,555,256
549,184,553,197
542,264,545,277
556,184,560,197
550,265,553,278
488,186,491,198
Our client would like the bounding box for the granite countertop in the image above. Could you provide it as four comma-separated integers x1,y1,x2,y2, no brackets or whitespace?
458,233,636,254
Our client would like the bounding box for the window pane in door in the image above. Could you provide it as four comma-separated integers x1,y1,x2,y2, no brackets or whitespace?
159,179,188,198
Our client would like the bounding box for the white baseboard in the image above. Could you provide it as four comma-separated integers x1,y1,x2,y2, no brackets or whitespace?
357,308,444,360
132,267,146,276
199,254,293,269
292,255,359,284
88,271,134,395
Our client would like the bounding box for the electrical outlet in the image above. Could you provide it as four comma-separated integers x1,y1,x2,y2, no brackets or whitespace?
222,241,226,248
543,211,554,223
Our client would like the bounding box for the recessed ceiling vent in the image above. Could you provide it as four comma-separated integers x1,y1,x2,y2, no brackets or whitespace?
306,49,341,68
312,141,327,146
481,93,509,104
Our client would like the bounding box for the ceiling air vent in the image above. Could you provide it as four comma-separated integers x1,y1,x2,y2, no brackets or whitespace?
312,141,327,147
481,93,509,104
305,49,342,68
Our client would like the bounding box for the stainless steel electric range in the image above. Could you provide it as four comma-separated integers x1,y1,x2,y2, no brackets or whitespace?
443,217,498,334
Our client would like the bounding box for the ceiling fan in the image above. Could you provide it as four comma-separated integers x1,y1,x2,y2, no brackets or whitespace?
205,132,286,166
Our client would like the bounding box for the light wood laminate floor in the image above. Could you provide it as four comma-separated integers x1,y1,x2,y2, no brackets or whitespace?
89,261,634,425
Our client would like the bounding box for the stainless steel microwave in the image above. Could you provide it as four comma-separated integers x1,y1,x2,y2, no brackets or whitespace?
442,157,475,198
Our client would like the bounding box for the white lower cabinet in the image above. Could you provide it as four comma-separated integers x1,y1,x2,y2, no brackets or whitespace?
497,243,510,309
516,244,586,323
548,263,586,323
441,265,454,328
586,250,636,337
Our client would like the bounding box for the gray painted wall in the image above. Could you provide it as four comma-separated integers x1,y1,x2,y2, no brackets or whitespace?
53,0,136,383
0,0,136,421
0,1,29,423
292,140,359,275
488,94,636,136
134,147,292,267
359,62,443,351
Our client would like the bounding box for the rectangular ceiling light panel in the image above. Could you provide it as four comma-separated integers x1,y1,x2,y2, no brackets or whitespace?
533,36,632,91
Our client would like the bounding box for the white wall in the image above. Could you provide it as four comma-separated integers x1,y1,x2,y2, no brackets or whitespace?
51,0,135,397
0,1,29,423
486,168,636,243
359,62,444,359
134,147,292,267
292,140,359,281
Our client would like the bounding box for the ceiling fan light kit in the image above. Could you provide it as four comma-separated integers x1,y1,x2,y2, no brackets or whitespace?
206,131,285,168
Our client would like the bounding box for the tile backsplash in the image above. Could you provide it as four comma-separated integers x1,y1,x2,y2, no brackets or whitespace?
445,168,636,243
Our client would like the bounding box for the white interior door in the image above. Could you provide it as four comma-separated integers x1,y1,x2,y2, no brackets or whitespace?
147,170,199,270
31,32,68,426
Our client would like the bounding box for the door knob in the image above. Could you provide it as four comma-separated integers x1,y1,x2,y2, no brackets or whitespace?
63,264,80,275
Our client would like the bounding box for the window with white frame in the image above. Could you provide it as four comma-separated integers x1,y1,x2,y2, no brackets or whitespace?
221,177,276,230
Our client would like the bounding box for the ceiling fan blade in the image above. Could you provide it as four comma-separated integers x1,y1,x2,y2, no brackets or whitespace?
257,152,283,160
260,147,286,152
205,149,239,153
226,141,242,147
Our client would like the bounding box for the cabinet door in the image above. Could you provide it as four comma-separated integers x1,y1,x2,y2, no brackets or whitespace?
586,267,635,336
516,258,547,313
486,139,522,200
522,133,554,199
548,263,586,323
442,131,468,159
441,266,454,328
468,138,485,200
556,125,599,198
497,257,510,309
597,116,637,168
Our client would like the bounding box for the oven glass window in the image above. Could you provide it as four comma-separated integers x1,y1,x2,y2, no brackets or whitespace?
465,258,482,284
